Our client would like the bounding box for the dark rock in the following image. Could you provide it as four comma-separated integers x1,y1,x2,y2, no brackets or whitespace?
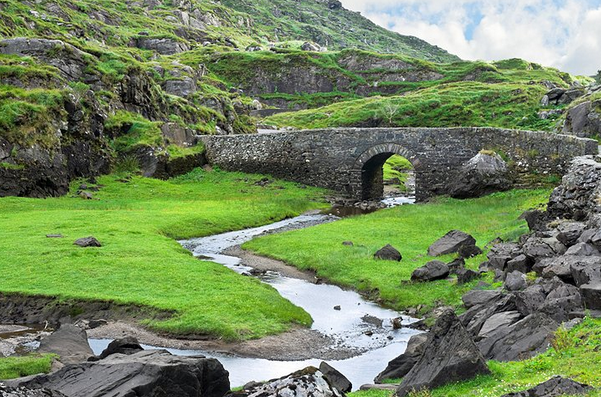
46,234,64,238
361,315,383,327
540,257,575,282
396,310,490,396
97,336,143,360
300,42,322,52
477,312,558,361
521,210,550,232
565,242,599,256
411,261,450,282
570,257,601,286
461,289,502,309
88,319,108,329
319,362,352,393
461,294,517,336
73,237,102,248
506,254,532,274
514,284,547,316
333,305,341,311
342,241,354,246
447,257,465,272
522,236,566,260
563,101,601,139
449,152,511,199
38,324,93,364
374,244,402,261
556,222,586,246
456,268,479,284
540,283,583,323
13,350,230,397
239,366,344,397
500,376,592,397
428,230,476,257
0,384,67,396
487,243,521,271
504,271,527,291
458,244,483,258
580,281,601,310
545,88,566,102
374,333,428,383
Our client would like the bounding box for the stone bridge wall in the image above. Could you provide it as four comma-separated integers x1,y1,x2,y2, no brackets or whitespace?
200,127,598,201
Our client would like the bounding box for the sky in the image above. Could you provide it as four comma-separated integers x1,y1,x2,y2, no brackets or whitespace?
339,0,601,76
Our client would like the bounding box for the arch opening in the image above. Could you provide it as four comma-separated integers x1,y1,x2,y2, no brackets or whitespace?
355,144,416,201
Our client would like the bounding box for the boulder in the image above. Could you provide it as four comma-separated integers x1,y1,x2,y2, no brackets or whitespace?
565,242,599,256
462,294,517,335
477,311,522,339
514,284,547,315
319,362,352,393
501,376,592,397
411,261,450,282
540,283,583,323
570,258,601,286
504,271,527,291
522,236,566,260
487,242,520,271
73,237,102,248
301,42,322,52
38,325,93,364
456,268,480,284
580,281,601,310
563,101,601,138
374,333,428,383
461,289,502,309
239,366,344,397
506,254,533,274
396,310,490,396
96,336,144,360
449,152,511,199
457,244,483,258
13,350,230,397
477,312,558,361
374,244,402,261
135,37,189,54
556,222,587,246
428,230,477,257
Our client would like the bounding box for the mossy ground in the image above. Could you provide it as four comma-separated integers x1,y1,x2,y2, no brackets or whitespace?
0,168,327,340
244,189,550,314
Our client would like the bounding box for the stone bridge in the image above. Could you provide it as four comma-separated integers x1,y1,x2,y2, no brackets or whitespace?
200,127,598,201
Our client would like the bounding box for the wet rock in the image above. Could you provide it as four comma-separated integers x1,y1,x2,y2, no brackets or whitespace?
374,333,428,383
504,271,527,291
361,315,383,327
449,152,511,199
333,305,341,311
501,376,592,397
396,310,490,396
374,244,402,261
411,261,450,282
477,312,558,361
319,362,352,393
12,350,230,397
239,366,344,397
428,230,476,256
38,324,93,364
73,237,102,248
96,336,143,360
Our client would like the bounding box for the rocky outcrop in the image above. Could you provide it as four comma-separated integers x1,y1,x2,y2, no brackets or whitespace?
12,350,230,397
396,310,490,396
374,333,428,383
449,152,511,199
37,325,93,365
501,376,593,397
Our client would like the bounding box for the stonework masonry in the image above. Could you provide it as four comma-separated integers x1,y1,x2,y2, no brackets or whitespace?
200,127,598,201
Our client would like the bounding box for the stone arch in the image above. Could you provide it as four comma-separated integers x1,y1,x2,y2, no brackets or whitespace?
353,143,418,200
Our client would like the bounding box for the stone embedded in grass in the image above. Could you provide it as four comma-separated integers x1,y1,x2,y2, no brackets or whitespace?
411,261,450,282
500,376,592,397
74,236,102,248
46,234,64,238
374,244,402,261
428,230,476,257
342,241,354,246
456,268,480,284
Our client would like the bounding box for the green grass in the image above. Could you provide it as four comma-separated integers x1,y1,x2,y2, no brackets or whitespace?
0,168,328,340
244,189,550,313
383,155,412,191
348,317,601,397
0,354,55,380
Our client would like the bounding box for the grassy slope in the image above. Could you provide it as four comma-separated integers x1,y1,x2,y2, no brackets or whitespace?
348,318,601,397
0,169,327,340
244,189,550,313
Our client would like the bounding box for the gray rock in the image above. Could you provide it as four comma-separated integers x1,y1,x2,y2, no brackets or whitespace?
570,257,601,286
540,283,583,323
241,366,343,397
73,237,101,248
374,244,402,261
514,284,547,316
457,244,483,258
374,333,428,383
477,311,522,339
501,376,592,397
449,152,511,199
428,230,477,257
163,77,197,97
319,362,351,393
396,310,490,396
461,294,517,336
487,243,521,271
506,254,532,274
580,281,601,310
14,350,230,397
477,312,558,361
411,261,450,282
540,257,573,281
504,271,527,291
556,222,586,246
0,384,67,396
96,336,143,360
456,268,480,284
301,42,322,52
565,242,599,256
135,37,189,54
38,325,93,364
461,289,502,309
522,236,566,260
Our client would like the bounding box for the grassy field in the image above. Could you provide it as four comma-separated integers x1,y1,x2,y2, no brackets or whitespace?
0,168,327,340
244,189,550,313
348,317,601,397
0,354,55,380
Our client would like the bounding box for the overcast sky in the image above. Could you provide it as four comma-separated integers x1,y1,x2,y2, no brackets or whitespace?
340,0,601,76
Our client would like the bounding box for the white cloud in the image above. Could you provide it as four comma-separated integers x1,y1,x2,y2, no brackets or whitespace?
340,0,601,75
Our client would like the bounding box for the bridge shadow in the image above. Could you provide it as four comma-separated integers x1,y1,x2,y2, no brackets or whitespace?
355,143,417,200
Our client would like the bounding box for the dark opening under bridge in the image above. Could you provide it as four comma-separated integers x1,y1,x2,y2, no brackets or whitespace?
200,127,598,201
